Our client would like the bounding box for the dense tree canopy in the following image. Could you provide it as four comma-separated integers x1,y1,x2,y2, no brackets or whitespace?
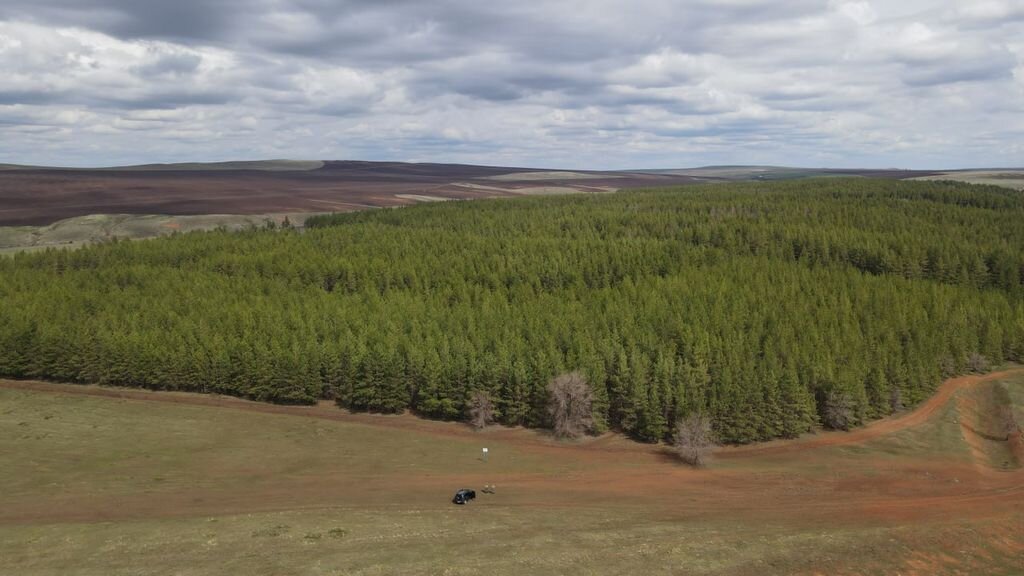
1,179,1021,443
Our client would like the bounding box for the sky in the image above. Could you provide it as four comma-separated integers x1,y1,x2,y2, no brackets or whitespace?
0,1,1022,169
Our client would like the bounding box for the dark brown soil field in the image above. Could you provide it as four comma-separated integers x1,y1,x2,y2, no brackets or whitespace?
0,161,699,226
0,161,937,226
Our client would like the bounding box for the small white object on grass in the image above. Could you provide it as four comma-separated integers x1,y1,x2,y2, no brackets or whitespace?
482,447,489,462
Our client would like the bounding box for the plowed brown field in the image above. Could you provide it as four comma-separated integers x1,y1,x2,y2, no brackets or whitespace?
0,161,700,226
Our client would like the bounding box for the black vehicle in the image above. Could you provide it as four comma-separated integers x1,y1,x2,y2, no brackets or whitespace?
452,489,476,505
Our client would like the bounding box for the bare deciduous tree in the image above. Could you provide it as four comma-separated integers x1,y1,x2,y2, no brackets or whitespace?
996,405,1020,439
994,383,1021,439
547,372,594,439
822,391,854,430
889,387,904,413
673,413,716,467
467,390,495,431
939,356,958,379
967,353,991,374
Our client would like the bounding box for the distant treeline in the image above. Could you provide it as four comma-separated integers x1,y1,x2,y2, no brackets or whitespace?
0,179,1021,443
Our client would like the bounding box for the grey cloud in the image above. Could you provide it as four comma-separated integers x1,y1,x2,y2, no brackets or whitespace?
902,60,1014,87
0,1,1022,169
412,66,609,103
896,43,1018,87
651,117,793,139
134,52,203,78
0,88,236,110
0,0,823,63
98,91,237,110
759,90,831,102
0,90,61,106
0,0,254,41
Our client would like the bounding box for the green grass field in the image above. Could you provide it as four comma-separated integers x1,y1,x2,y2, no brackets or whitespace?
911,170,1024,190
1,372,1022,575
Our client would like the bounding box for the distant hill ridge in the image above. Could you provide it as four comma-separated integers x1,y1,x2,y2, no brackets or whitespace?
0,160,326,172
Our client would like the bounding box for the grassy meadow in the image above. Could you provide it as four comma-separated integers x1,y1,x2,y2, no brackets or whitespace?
1,372,1021,575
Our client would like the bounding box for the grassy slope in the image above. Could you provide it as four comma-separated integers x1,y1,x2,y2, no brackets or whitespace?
911,171,1024,191
0,213,324,255
1,373,1022,575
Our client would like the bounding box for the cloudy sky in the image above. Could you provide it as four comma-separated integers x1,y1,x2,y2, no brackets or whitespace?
0,1,1022,169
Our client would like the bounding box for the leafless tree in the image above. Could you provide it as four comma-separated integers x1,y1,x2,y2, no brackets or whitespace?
673,413,716,467
547,372,594,439
997,405,1020,439
822,391,854,430
939,356,958,379
889,387,905,413
467,390,495,431
967,353,991,374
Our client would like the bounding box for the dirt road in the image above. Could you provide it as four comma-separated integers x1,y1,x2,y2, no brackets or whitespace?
720,370,1023,458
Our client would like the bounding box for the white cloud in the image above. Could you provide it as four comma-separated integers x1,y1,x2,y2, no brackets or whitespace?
834,1,878,25
0,1,1021,169
950,1,1024,24
609,50,717,88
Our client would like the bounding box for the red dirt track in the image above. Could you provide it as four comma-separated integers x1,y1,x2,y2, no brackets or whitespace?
720,370,1015,458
